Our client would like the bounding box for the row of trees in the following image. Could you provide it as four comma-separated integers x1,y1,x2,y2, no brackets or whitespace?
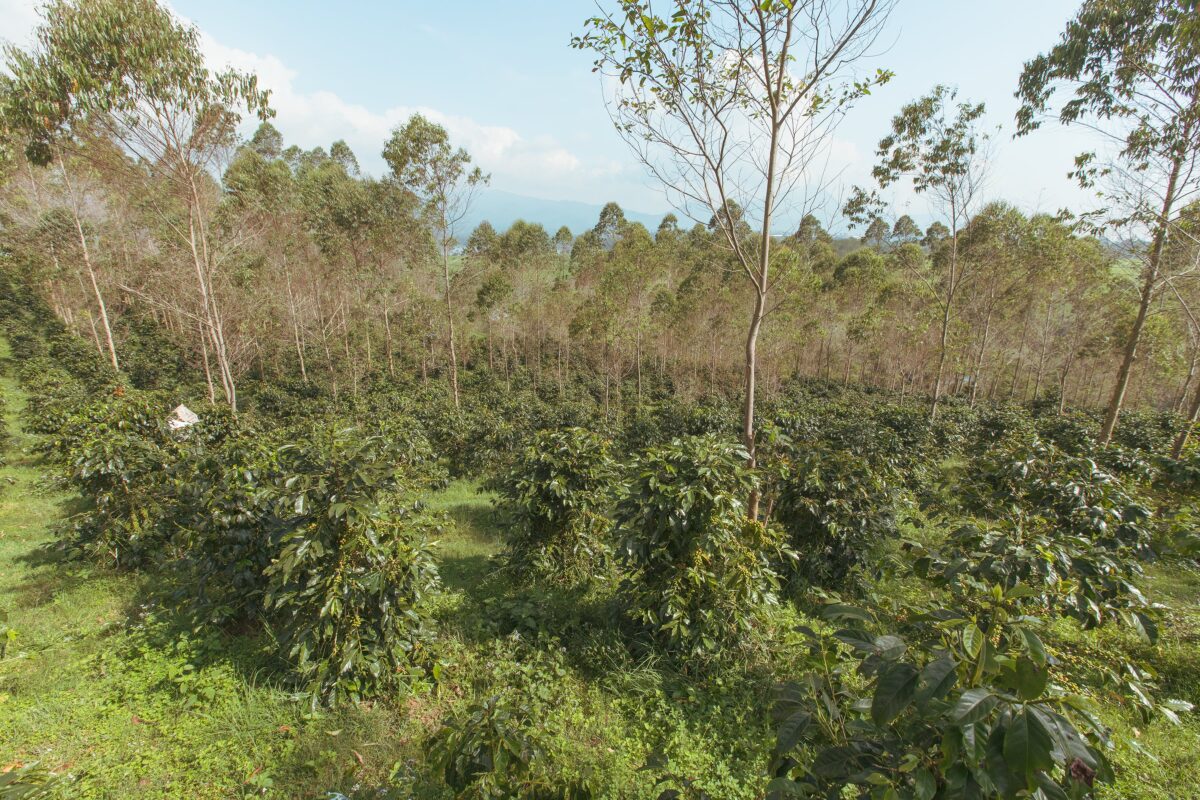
1,0,1198,457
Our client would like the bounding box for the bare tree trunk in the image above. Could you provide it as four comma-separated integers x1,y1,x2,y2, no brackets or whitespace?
1171,383,1200,458
742,287,767,518
969,305,993,407
86,310,102,358
1100,148,1186,444
199,320,216,404
1032,318,1052,401
441,244,461,410
1173,348,1196,414
185,188,236,411
384,306,395,378
284,263,308,384
636,324,643,405
930,226,959,420
315,291,338,400
58,151,119,372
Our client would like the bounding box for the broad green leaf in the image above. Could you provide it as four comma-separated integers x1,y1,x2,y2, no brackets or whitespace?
1004,707,1054,775
872,662,919,725
953,688,998,724
916,655,958,706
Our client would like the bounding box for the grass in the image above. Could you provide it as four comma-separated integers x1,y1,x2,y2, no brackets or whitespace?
0,340,445,798
422,478,500,592
0,348,774,798
3,332,1200,798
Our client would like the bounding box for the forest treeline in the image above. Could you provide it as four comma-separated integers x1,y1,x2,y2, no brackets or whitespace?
4,118,1197,424
0,1,1197,447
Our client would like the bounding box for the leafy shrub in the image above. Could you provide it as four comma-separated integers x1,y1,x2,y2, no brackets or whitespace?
768,600,1116,800
371,415,449,491
48,390,179,567
173,431,281,626
246,377,325,423
1111,409,1179,453
262,427,441,704
1035,410,1097,455
771,443,903,589
616,397,738,454
972,405,1036,449
964,436,1153,551
19,357,92,436
491,427,618,582
954,436,1158,638
910,521,1159,642
429,693,594,799
1148,452,1200,558
614,435,788,657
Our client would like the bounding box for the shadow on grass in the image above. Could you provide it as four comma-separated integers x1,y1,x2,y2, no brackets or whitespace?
5,546,99,609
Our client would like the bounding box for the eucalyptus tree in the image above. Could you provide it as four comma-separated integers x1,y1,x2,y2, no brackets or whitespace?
574,0,896,517
384,114,488,410
860,216,890,249
1017,0,1200,446
891,214,921,245
606,221,662,403
1165,203,1200,456
1,0,272,411
921,221,949,249
593,201,627,249
954,202,1028,405
552,225,574,256
848,85,991,419
1,15,125,372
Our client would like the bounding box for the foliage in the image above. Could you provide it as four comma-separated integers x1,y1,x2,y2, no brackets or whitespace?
262,427,442,705
47,389,178,567
909,520,1160,650
768,600,1116,800
172,430,281,626
772,442,903,590
491,426,618,583
0,761,71,799
614,435,789,657
428,693,594,800
948,436,1158,638
1147,452,1200,558
963,435,1153,550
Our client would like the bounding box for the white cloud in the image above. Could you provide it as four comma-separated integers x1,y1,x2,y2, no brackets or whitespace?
1,0,590,199
196,29,585,191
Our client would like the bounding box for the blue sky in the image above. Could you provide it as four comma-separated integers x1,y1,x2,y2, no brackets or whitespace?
1,0,1098,230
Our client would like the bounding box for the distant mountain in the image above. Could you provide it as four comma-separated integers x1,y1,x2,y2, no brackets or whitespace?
459,188,669,239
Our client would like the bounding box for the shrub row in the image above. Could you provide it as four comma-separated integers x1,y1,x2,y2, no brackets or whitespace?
25,366,445,705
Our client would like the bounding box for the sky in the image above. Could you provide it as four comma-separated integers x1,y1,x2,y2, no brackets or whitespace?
0,0,1099,231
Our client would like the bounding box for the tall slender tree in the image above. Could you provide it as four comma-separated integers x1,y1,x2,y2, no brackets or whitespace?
848,85,991,419
1,0,271,410
1017,0,1200,446
384,114,488,410
574,0,895,518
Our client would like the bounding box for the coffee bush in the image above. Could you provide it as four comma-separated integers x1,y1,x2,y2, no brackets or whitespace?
491,427,618,583
614,434,788,657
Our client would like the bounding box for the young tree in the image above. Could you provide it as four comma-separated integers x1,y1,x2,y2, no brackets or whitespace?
861,216,891,249
1,0,272,410
384,114,489,410
1017,0,1200,446
574,0,895,518
848,85,991,419
552,225,574,256
891,214,921,245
